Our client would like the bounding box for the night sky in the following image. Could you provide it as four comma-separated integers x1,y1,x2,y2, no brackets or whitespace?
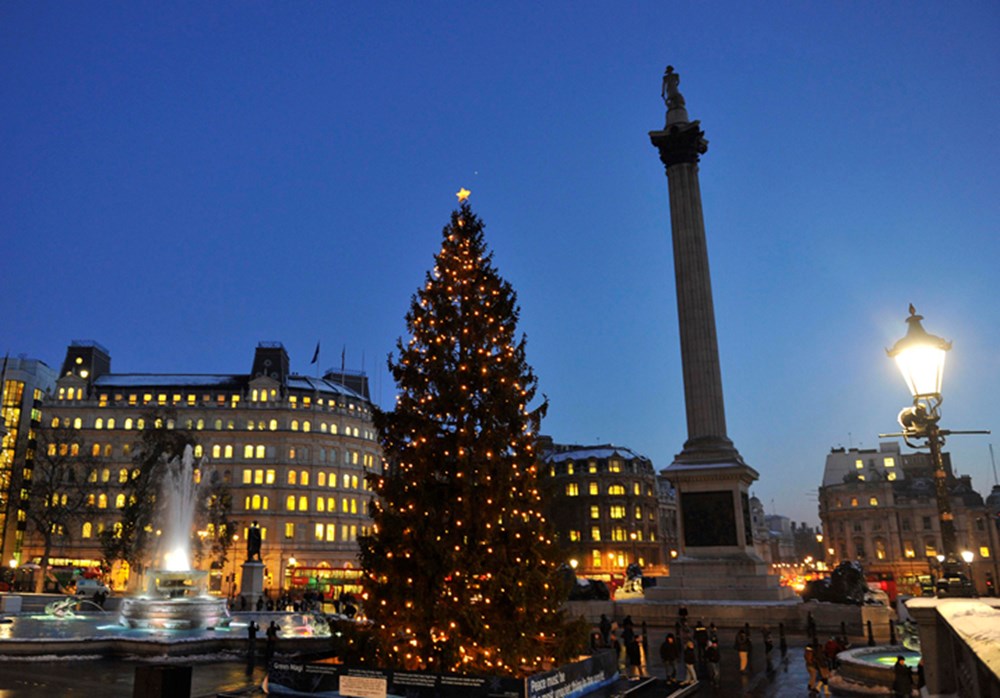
3,3,998,526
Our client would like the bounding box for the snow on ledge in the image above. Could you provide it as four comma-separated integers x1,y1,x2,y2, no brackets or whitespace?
909,598,1000,677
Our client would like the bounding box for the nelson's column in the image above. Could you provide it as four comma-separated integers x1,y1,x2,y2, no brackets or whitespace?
647,67,794,601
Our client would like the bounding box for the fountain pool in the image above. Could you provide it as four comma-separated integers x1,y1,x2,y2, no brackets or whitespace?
837,646,921,691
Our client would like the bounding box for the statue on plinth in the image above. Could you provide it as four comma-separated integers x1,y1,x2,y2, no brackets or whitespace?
246,520,262,562
661,65,686,111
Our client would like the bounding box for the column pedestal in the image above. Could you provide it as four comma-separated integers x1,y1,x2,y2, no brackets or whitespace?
239,561,265,605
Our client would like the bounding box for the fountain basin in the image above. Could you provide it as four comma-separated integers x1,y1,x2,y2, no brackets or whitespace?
837,645,920,690
119,596,230,630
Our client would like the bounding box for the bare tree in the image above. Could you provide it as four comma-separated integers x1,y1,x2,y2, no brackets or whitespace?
26,426,97,592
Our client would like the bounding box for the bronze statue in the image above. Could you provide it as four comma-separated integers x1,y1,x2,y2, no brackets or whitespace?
247,520,262,562
661,65,686,111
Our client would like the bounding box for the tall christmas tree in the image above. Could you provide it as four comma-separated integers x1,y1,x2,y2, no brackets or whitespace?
359,194,585,676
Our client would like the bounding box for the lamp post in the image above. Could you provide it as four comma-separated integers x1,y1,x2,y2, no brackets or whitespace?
961,550,976,593
885,306,989,596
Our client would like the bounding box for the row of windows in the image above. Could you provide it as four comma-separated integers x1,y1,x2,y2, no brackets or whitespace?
242,468,365,490
855,457,895,469
567,526,656,543
589,504,647,520
565,482,650,497
60,387,370,417
51,415,371,439
838,537,992,562
589,550,646,569
550,459,650,477
51,440,372,469
243,492,363,514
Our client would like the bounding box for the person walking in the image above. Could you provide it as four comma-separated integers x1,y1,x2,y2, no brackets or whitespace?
891,656,914,698
659,633,680,681
813,644,831,696
693,619,709,668
599,614,611,646
804,642,818,692
612,632,626,674
626,628,643,678
705,640,721,688
682,640,697,685
735,629,752,674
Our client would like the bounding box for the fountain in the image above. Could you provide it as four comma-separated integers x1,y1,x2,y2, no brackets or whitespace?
118,445,230,630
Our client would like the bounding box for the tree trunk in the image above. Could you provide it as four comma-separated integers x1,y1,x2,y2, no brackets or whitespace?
34,536,53,594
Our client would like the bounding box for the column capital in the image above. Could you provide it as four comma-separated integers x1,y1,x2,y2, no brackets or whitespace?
649,121,708,169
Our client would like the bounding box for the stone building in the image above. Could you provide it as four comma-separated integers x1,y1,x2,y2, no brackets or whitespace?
538,438,664,582
21,340,380,599
818,441,1000,596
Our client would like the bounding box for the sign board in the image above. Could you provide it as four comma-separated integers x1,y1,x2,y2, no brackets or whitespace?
340,675,387,698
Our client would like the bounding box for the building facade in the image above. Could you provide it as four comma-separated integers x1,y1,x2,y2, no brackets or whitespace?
818,441,1000,597
539,439,664,582
0,357,57,568
21,340,380,599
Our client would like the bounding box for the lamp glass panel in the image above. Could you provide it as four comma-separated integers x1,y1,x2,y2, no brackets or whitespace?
894,345,946,397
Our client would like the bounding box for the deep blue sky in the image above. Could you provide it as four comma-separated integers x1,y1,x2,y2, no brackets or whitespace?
3,3,998,526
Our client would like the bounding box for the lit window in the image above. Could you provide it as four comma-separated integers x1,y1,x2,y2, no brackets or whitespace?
855,459,863,469
213,445,221,458
288,470,297,485
286,495,296,511
590,505,600,519
82,522,92,539
266,469,275,484
850,498,858,507
291,420,299,431
254,469,263,485
608,459,621,473
255,445,265,459
115,494,126,508
569,530,581,542
633,482,641,496
592,550,602,568
566,462,574,475
95,418,103,430
269,419,277,431
318,472,326,487
285,523,294,539
243,469,252,484
298,495,307,511
317,498,325,512
244,445,254,459
301,471,309,486
566,483,579,496
224,445,233,458
887,472,897,481
73,418,82,429
608,484,625,496
869,497,878,506
591,526,601,541
588,482,599,496
903,542,915,558
98,494,107,509
588,461,598,474
303,421,311,433
315,523,324,540
609,505,626,519
101,468,110,483
326,523,336,541
981,546,991,559
884,457,895,468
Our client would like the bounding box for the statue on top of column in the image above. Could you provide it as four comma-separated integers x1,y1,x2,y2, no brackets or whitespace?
661,65,686,111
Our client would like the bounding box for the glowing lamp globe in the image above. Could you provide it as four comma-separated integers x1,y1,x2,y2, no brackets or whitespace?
961,550,974,564
887,306,951,399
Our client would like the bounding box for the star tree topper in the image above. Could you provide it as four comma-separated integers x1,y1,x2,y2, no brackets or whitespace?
456,187,471,202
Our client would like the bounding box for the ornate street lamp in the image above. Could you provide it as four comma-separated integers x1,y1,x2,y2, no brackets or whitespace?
885,306,989,596
887,307,959,580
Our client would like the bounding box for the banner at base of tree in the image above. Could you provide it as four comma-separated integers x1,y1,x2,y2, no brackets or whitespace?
525,651,619,698
264,661,522,698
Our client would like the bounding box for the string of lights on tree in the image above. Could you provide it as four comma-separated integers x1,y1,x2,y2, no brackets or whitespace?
358,189,586,676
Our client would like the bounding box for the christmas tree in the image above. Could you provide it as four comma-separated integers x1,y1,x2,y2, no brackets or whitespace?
359,195,585,676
